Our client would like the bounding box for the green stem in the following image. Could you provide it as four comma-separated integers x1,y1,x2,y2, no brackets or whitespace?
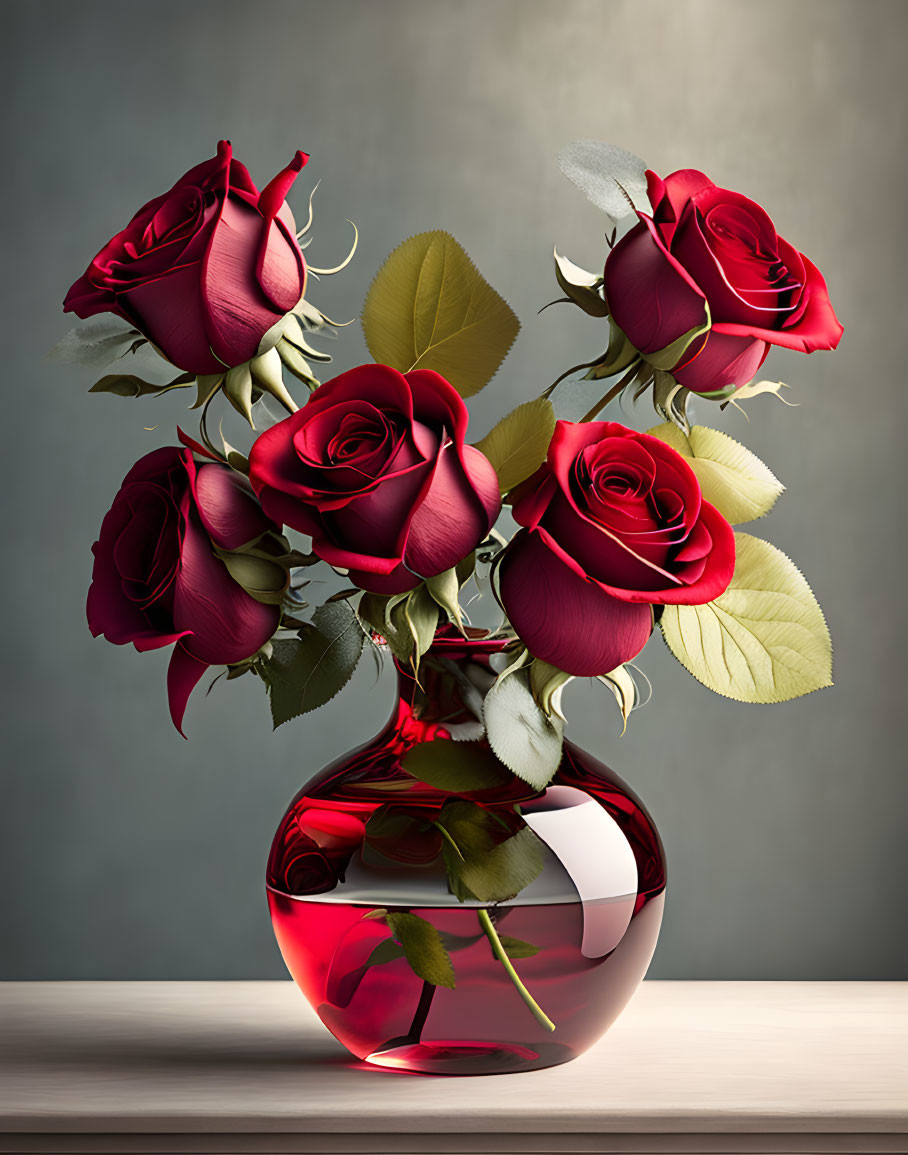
477,908,555,1033
435,822,464,860
579,363,640,423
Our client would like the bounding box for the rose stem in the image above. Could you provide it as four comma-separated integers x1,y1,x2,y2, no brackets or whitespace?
477,908,555,1032
579,364,640,423
405,979,436,1043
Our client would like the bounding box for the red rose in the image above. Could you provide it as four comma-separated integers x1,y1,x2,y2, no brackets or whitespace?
498,421,735,674
87,447,281,734
603,169,843,394
64,141,307,376
248,364,501,594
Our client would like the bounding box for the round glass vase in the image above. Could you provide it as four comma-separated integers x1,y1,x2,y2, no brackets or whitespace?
266,632,666,1075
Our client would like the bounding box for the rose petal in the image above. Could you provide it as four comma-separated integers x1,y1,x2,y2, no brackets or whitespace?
347,563,422,595
509,467,558,530
166,643,209,738
712,254,843,352
322,422,438,561
647,169,715,244
255,151,308,314
403,443,500,578
499,530,653,676
670,188,806,333
256,216,306,315
404,369,471,446
86,448,187,648
201,194,284,369
192,462,273,551
605,216,709,355
303,364,416,424
541,491,675,591
173,507,278,664
123,263,224,375
672,327,769,394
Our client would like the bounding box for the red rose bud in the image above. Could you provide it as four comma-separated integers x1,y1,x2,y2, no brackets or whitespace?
248,364,501,593
498,421,736,674
603,169,842,394
87,447,282,734
64,142,309,375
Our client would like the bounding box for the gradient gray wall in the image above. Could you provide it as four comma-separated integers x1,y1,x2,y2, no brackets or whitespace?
2,0,905,979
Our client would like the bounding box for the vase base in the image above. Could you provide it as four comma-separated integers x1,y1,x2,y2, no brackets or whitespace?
363,1038,573,1075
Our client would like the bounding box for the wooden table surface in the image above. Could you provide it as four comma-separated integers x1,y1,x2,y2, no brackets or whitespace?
0,981,905,1154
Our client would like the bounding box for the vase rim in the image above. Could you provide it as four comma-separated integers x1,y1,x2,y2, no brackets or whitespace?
394,625,514,662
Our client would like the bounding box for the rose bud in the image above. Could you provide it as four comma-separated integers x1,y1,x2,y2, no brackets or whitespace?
498,421,736,674
248,364,501,594
603,169,843,395
87,446,283,734
64,141,308,376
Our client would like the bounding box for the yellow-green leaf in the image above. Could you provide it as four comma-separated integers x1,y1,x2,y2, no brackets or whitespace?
361,230,519,397
385,912,456,989
661,532,832,703
553,248,609,317
89,371,194,398
473,398,555,494
727,378,795,405
643,300,710,371
646,423,784,524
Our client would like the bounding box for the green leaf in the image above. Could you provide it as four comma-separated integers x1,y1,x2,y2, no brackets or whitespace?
651,370,692,432
483,669,564,790
425,567,464,631
224,363,255,425
89,371,194,398
661,532,832,703
358,592,414,663
362,937,407,969
363,807,442,867
437,801,544,903
276,338,319,388
402,739,510,794
214,550,289,606
261,601,365,727
646,423,784,525
496,935,540,960
528,659,572,721
585,317,639,380
642,302,711,372
473,398,556,495
385,912,456,989
249,347,299,414
403,585,440,663
361,230,519,397
596,664,638,735
455,551,476,587
553,249,609,317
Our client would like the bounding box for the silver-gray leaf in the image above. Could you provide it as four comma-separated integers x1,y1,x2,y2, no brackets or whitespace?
558,140,650,221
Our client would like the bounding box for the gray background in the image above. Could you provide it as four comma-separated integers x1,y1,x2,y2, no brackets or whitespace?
2,0,905,980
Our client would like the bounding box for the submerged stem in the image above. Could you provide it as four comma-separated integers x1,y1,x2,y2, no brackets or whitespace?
477,908,555,1032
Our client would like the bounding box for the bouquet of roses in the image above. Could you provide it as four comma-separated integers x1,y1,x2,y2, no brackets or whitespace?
57,140,839,1021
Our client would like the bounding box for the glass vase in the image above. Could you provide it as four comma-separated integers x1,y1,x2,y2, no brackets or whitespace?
266,632,665,1075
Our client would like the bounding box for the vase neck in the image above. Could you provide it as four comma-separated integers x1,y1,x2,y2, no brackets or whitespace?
387,634,507,741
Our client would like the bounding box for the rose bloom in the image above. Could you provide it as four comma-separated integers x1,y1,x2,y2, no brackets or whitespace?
64,141,307,375
603,169,843,394
248,363,501,593
498,421,736,674
87,446,280,734
267,807,367,895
